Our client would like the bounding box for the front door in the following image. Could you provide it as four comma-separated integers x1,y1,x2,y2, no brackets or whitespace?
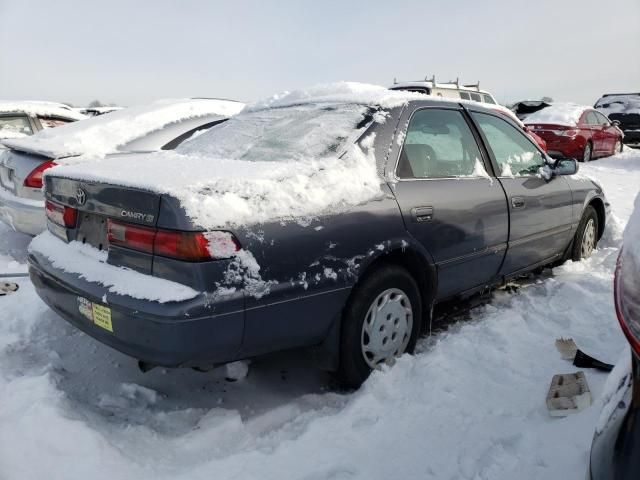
469,110,574,275
391,106,509,299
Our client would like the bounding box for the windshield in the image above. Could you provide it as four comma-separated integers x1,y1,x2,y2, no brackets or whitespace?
176,103,372,162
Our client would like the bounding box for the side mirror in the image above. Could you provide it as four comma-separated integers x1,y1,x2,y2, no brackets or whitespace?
612,119,621,127
553,157,578,176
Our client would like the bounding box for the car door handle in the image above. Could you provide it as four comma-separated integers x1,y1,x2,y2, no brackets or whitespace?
410,206,433,223
511,197,525,209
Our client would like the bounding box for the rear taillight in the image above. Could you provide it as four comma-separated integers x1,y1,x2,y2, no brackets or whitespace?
558,129,579,137
24,160,56,189
45,200,77,228
107,219,240,262
108,220,155,254
614,250,640,356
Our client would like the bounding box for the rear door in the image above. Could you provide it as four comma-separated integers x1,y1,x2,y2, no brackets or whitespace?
469,110,574,275
583,111,604,153
390,105,509,299
594,111,617,153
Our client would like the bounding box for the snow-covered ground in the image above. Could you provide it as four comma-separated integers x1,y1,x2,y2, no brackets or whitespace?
0,149,639,480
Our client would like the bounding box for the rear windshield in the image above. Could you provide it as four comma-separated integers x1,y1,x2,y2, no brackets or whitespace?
0,115,33,138
177,103,372,162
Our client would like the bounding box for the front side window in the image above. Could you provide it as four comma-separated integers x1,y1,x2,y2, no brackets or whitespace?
472,112,545,177
397,109,485,179
0,115,33,138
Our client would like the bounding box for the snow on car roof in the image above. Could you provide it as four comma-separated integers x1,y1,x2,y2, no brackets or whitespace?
247,81,422,111
2,98,245,159
595,94,640,116
523,103,589,126
0,100,87,121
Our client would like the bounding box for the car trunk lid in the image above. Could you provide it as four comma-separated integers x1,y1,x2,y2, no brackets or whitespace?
45,175,162,274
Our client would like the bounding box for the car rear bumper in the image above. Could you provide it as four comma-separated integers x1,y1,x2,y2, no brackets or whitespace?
0,185,45,235
28,250,246,368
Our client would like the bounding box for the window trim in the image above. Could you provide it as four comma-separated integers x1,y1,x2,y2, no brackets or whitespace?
467,109,550,179
392,105,495,182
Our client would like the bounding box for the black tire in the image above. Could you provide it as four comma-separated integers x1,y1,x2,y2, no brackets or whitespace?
581,142,592,163
336,264,422,389
571,206,599,261
616,137,624,153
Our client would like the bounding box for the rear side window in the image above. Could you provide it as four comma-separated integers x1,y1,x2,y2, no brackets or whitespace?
472,112,545,177
396,109,484,179
459,92,471,100
469,92,482,102
0,115,33,138
38,116,74,129
584,112,599,125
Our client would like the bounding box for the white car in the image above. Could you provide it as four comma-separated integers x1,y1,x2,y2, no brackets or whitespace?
389,76,498,105
0,98,244,235
0,101,87,143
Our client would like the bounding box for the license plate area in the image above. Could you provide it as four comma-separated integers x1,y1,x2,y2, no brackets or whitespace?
75,213,109,251
0,164,15,191
77,296,113,332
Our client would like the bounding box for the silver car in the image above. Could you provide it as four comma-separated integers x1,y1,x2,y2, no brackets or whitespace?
0,98,244,235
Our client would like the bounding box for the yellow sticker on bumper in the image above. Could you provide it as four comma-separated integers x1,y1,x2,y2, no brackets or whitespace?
91,303,113,332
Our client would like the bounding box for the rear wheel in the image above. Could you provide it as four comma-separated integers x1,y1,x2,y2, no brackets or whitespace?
337,264,421,389
571,206,599,261
582,142,592,162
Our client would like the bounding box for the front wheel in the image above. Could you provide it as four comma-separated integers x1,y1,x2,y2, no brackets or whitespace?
337,264,422,389
571,206,599,261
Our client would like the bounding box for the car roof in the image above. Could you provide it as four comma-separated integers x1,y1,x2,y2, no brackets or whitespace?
0,100,87,121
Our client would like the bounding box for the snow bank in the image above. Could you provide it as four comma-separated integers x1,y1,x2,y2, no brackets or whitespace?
0,100,87,121
524,103,589,126
29,232,198,303
3,98,244,160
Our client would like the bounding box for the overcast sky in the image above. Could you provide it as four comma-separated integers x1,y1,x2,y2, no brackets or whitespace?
1,0,638,107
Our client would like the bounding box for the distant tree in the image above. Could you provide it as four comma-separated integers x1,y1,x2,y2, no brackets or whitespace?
88,100,104,108
541,96,553,103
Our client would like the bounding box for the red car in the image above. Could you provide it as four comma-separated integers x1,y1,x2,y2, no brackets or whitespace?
525,103,623,162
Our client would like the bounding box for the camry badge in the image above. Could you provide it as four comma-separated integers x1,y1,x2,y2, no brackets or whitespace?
76,187,87,206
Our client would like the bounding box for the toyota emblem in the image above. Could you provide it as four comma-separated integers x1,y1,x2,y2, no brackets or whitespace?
76,187,87,206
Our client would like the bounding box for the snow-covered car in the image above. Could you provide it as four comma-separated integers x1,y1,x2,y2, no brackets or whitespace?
588,196,640,479
0,101,86,144
0,98,244,235
525,103,624,162
595,93,640,148
28,83,607,389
